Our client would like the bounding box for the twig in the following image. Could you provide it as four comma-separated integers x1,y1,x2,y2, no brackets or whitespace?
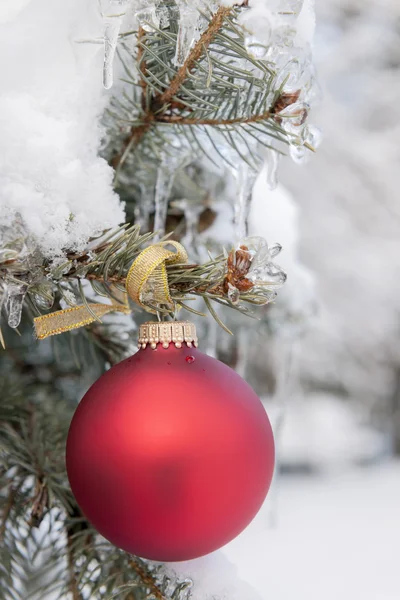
129,559,166,600
137,26,148,109
30,476,48,527
157,6,232,106
157,110,271,126
111,122,152,171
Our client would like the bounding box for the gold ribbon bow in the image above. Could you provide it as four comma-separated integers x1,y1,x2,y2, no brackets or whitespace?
34,241,188,340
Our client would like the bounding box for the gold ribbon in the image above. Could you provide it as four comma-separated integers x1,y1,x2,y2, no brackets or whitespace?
34,241,188,340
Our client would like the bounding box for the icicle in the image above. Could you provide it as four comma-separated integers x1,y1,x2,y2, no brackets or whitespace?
102,0,130,89
153,153,192,241
302,123,322,150
5,283,26,329
135,0,160,32
135,182,154,232
289,143,307,164
248,245,286,287
241,5,272,58
233,164,258,242
171,198,203,259
265,149,280,191
173,0,200,66
182,202,202,254
275,57,305,92
153,158,175,242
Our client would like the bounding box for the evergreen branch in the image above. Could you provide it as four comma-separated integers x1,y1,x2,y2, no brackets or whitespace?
157,6,232,106
1,225,280,334
155,109,271,126
105,2,312,179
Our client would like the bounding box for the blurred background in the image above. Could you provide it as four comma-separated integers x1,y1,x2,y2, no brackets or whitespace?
218,1,400,598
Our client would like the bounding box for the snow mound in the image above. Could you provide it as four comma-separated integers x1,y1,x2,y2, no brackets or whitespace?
0,0,125,258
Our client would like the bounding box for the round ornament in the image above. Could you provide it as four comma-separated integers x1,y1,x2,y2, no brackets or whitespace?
66,321,274,562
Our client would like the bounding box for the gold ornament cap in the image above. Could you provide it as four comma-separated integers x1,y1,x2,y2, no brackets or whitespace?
138,321,198,350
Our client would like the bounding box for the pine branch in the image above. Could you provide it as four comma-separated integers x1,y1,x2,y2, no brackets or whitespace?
106,2,312,178
1,225,281,339
157,6,232,106
156,109,271,126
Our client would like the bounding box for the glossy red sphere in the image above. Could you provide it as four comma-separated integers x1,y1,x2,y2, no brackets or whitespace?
66,345,274,561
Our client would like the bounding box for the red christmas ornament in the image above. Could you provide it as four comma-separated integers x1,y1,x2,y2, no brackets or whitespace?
66,321,274,562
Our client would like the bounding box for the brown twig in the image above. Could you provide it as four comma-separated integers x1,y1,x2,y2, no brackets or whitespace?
137,26,148,109
111,122,152,171
157,110,271,127
129,559,166,600
30,476,49,527
157,6,232,107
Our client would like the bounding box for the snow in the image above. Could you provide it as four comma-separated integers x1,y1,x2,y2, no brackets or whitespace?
168,553,263,600
0,0,125,258
223,460,400,600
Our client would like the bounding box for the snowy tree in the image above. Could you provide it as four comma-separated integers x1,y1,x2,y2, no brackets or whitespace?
0,1,319,598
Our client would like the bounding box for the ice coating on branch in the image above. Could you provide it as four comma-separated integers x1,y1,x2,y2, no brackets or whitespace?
237,235,286,290
5,283,27,329
103,18,124,88
240,3,275,56
174,0,201,66
135,0,161,32
153,159,174,242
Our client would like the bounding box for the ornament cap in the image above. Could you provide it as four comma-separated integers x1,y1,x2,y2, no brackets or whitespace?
138,321,198,350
